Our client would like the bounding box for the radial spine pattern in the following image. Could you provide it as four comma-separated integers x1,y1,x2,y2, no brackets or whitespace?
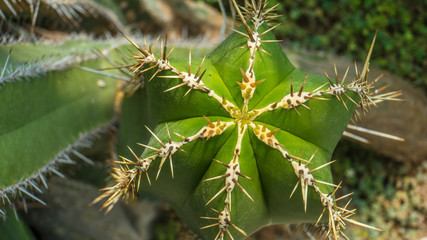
94,1,402,239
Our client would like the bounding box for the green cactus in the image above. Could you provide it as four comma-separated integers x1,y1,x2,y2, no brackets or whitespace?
93,1,401,239
0,38,119,212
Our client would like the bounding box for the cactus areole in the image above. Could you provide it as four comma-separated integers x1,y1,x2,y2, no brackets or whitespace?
96,1,392,239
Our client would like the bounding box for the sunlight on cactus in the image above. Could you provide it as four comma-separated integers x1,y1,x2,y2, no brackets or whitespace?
92,1,402,239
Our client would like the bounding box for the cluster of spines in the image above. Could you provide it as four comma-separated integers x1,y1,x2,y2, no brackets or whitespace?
96,1,403,239
120,34,241,116
93,118,235,213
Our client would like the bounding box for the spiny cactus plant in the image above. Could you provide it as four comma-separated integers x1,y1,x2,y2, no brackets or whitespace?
93,1,401,239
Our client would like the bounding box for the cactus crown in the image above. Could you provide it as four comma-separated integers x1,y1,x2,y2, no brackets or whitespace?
93,1,401,239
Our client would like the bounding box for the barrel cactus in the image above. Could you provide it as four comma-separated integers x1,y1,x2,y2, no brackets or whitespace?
93,1,401,239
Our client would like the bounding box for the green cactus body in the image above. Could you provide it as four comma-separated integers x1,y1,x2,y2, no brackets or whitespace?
0,40,118,210
99,2,386,239
116,25,355,239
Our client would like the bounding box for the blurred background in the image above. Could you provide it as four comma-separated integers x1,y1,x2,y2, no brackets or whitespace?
1,0,426,239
